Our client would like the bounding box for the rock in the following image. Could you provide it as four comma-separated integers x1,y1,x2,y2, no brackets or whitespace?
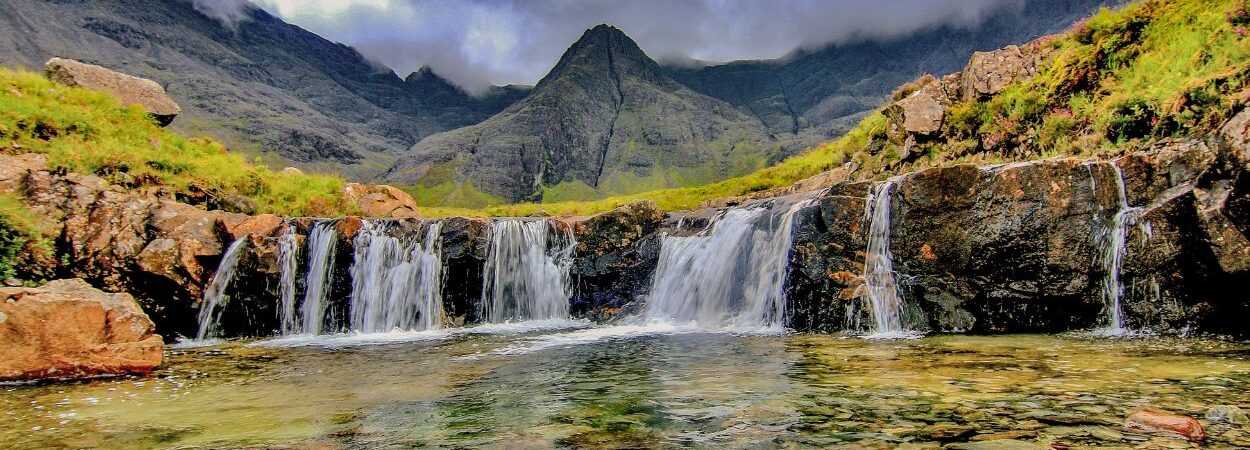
1220,108,1250,165
914,423,976,441
220,214,283,241
213,194,258,215
43,57,181,126
342,183,420,218
1124,409,1206,442
946,440,1048,450
280,167,305,176
568,201,665,319
884,79,949,142
0,279,163,381
3,278,20,287
0,153,49,193
958,36,1056,100
1206,405,1249,425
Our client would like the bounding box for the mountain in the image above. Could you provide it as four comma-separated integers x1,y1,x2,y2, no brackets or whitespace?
665,0,1121,151
0,0,525,179
382,25,775,204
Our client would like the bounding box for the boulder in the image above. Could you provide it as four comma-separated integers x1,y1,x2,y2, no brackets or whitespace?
1220,108,1250,166
342,183,420,218
44,58,181,126
220,213,284,241
1124,409,1206,441
884,81,949,141
280,167,305,176
568,201,665,319
0,279,163,381
959,37,1056,100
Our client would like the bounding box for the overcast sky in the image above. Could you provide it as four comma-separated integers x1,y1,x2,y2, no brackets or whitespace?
194,0,1023,94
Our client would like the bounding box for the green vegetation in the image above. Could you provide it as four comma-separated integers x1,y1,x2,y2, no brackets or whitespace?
0,193,49,281
0,69,353,216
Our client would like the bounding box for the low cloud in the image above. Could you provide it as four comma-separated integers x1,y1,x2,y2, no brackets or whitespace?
191,0,255,30
243,0,1022,94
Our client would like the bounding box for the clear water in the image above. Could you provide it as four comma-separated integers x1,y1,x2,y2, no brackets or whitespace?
348,220,444,333
276,225,300,335
301,220,338,335
5,333,1249,449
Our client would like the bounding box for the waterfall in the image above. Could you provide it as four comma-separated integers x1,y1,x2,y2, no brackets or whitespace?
1097,163,1143,335
195,238,248,340
641,194,817,330
300,221,338,335
276,226,300,335
348,220,445,333
481,219,576,322
858,178,910,336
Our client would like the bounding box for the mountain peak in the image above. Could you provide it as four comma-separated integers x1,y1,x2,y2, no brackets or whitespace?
540,24,658,88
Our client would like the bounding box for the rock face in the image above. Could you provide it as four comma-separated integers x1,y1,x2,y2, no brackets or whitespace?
342,183,421,218
0,279,163,381
383,25,774,203
567,202,665,319
44,57,181,126
959,38,1057,100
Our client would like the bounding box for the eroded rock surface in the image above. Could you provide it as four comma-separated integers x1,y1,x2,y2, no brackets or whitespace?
0,279,163,381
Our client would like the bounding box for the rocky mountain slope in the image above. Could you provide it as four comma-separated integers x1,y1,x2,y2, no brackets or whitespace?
383,25,775,204
0,0,526,179
665,0,1120,150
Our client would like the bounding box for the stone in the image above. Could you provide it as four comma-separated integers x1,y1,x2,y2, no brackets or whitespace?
959,36,1056,100
0,153,49,193
280,167,305,175
914,423,975,441
1220,108,1250,165
885,80,949,141
0,279,163,381
1206,405,1249,425
44,57,181,126
220,213,284,241
342,183,420,218
1124,409,1206,442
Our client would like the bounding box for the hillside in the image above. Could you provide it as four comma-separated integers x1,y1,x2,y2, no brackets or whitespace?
0,0,526,179
447,0,1248,218
664,0,1120,152
383,25,776,204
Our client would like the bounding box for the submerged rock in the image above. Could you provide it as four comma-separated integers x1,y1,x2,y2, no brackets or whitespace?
1125,409,1206,442
1205,405,1248,425
44,57,181,126
0,279,163,381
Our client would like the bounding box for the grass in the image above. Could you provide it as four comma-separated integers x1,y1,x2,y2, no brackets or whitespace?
0,69,354,217
0,192,51,281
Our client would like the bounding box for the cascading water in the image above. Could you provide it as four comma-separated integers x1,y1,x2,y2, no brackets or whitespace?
1096,163,1144,335
276,226,300,335
481,219,576,322
641,194,818,330
348,220,445,333
300,221,338,335
858,178,910,337
195,238,248,340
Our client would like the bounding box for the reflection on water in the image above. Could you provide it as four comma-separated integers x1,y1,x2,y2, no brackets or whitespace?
3,332,1250,449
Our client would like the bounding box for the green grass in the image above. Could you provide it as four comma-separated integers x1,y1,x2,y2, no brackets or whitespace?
0,192,50,281
0,69,354,217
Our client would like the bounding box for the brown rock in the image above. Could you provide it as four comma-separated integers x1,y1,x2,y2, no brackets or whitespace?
221,213,283,241
1220,108,1250,166
44,58,181,126
959,37,1056,100
335,215,365,240
0,153,49,193
1125,409,1206,441
0,279,163,381
885,81,949,139
280,166,305,175
342,183,420,218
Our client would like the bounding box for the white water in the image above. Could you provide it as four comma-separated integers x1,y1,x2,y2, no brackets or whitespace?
276,226,300,335
481,219,576,322
641,194,817,331
194,238,248,340
1096,163,1144,336
348,220,445,333
300,221,338,335
858,178,913,338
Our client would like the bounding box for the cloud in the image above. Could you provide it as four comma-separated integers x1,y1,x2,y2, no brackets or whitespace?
190,0,255,30
245,0,1023,94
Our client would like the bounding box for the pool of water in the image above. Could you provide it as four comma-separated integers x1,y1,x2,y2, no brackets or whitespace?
3,328,1250,449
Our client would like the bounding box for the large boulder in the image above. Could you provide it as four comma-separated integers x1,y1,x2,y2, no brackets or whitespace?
568,201,665,319
342,183,420,218
958,37,1056,100
884,81,949,140
0,279,163,381
44,57,181,126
